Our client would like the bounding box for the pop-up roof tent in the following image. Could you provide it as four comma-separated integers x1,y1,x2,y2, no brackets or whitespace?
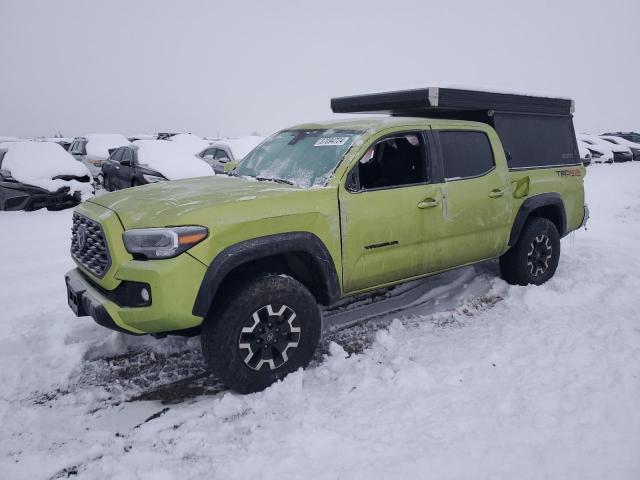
331,87,581,170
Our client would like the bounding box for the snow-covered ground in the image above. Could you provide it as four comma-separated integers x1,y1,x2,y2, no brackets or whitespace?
1,164,640,479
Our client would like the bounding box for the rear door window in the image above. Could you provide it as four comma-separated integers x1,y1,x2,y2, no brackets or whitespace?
439,131,495,180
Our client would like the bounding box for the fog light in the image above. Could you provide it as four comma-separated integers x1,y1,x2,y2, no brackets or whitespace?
140,287,150,303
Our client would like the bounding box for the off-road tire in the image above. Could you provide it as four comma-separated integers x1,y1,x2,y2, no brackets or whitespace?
499,217,560,286
200,274,321,394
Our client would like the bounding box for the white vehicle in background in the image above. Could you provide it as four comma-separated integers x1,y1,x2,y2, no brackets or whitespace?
127,133,158,142
577,139,612,164
577,142,592,166
0,141,93,211
578,133,632,163
42,137,74,151
69,133,131,179
0,135,22,143
198,135,264,173
599,135,640,161
166,133,210,154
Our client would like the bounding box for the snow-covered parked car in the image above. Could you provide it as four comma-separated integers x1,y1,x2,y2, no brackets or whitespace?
42,137,74,151
69,134,131,178
599,135,640,161
0,141,93,211
101,140,214,191
198,135,264,173
578,139,612,164
167,133,210,154
578,133,632,163
577,142,592,166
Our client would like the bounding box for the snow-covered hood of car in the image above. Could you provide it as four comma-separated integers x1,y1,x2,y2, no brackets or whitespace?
2,141,94,199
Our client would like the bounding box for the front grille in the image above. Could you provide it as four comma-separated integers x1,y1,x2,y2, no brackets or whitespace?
71,213,111,277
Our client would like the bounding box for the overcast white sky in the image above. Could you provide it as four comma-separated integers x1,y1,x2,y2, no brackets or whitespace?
1,0,638,138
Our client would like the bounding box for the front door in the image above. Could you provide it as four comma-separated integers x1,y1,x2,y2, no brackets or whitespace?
339,131,446,293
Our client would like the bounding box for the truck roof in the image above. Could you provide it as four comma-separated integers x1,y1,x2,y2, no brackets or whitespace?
331,87,574,117
291,116,489,132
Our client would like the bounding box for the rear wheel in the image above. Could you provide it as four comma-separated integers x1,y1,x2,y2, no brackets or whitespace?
200,274,321,393
499,217,560,286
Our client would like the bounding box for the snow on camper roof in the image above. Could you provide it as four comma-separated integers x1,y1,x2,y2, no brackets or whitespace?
331,87,575,117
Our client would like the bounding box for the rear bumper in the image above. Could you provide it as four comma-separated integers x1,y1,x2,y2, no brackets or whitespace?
613,152,633,163
579,204,589,229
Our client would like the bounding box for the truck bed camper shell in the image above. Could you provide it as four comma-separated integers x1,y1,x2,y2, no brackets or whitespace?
331,87,580,170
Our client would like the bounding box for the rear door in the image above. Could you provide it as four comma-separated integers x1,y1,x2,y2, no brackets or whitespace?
433,127,512,268
338,130,447,293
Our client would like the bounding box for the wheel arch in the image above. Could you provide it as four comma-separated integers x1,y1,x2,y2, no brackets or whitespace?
508,193,567,246
192,232,342,318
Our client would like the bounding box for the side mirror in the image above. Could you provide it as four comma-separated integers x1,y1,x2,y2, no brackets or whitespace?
121,160,131,167
219,157,230,163
224,162,237,173
346,168,360,192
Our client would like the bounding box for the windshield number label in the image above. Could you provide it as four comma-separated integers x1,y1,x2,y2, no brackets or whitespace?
314,137,349,147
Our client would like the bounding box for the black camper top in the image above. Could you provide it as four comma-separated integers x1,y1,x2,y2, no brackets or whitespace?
330,87,574,117
330,87,580,170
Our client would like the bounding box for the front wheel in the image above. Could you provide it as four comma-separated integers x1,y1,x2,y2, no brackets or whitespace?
499,217,560,286
201,274,321,393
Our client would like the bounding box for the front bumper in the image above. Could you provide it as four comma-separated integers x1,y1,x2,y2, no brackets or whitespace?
0,183,82,211
66,252,208,335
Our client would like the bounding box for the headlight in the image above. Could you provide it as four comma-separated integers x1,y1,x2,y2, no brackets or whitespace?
123,226,208,259
142,174,167,183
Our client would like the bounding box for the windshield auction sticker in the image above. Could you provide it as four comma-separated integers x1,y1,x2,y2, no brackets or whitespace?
314,137,350,147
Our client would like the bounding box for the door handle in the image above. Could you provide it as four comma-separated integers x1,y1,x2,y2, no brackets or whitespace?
489,189,504,198
417,198,440,209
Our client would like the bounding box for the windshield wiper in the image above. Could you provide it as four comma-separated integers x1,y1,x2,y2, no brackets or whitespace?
255,176,295,186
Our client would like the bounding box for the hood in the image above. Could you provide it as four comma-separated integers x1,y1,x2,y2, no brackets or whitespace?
88,175,306,228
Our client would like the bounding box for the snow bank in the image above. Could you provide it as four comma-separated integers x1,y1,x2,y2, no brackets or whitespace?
2,164,640,479
210,135,264,160
168,133,210,154
84,133,131,159
134,140,214,180
1,141,93,197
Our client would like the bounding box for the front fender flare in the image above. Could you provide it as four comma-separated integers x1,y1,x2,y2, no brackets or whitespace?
192,232,341,317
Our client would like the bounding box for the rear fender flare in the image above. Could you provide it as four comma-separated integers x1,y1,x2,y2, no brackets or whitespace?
508,193,567,245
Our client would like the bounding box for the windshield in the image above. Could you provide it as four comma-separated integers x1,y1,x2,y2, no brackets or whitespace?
234,129,362,187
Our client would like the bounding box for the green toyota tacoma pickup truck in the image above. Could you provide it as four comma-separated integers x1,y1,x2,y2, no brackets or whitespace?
65,88,588,393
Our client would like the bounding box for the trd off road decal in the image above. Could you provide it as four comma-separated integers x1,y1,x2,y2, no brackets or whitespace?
314,137,349,147
555,168,582,177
